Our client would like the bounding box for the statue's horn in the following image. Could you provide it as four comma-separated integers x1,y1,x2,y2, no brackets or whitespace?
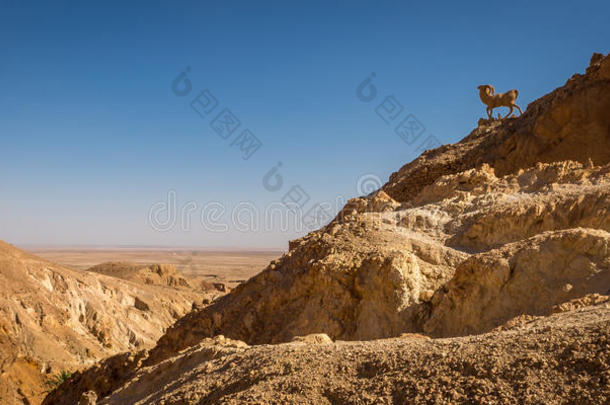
488,85,495,95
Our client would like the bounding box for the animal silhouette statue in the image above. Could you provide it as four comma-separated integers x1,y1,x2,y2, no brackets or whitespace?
477,84,523,119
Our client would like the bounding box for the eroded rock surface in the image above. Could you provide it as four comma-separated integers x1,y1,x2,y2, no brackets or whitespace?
87,262,219,293
42,52,610,405
142,54,610,365
46,301,610,404
0,243,216,405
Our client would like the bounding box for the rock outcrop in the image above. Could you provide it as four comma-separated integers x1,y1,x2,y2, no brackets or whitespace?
138,53,610,365
42,52,610,404
86,262,217,292
148,218,465,359
424,228,610,337
0,242,216,405
384,51,610,202
45,300,610,404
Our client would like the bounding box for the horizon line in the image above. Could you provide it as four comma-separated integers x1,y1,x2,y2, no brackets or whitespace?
16,242,286,253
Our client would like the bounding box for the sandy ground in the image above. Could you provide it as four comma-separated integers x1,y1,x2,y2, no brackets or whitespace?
28,247,282,288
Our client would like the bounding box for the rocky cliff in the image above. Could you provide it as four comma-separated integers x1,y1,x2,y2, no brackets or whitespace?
44,52,610,404
141,54,610,364
0,242,215,405
45,298,610,404
86,262,216,292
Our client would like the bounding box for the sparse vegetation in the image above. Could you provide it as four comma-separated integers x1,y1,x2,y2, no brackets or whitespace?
43,371,72,393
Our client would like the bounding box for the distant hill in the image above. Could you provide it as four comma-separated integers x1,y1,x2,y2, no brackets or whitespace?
86,262,218,292
0,242,217,405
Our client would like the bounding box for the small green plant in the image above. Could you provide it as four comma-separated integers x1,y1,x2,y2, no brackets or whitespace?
43,370,72,393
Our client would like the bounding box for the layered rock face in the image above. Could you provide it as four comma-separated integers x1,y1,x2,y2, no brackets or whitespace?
425,228,610,337
45,300,610,405
149,216,465,356
384,52,610,202
141,54,610,365
86,262,216,292
43,53,610,404
149,163,610,362
0,242,215,405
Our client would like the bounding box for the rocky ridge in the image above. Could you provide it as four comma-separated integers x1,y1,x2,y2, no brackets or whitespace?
44,52,610,404
47,299,610,404
0,242,216,405
86,262,218,293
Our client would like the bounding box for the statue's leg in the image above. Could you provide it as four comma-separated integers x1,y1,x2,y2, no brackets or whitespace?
503,105,514,119
514,104,523,115
487,107,493,119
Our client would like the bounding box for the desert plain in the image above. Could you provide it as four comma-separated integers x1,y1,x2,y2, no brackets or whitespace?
28,247,282,289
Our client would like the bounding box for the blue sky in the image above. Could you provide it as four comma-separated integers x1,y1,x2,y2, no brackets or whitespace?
1,0,608,248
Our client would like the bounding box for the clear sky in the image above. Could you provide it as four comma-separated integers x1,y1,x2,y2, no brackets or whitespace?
1,0,608,248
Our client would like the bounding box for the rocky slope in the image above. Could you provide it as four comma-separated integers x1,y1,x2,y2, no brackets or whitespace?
0,242,217,405
383,52,610,203
45,297,610,404
148,157,610,362
86,262,217,293
150,54,609,359
44,52,610,404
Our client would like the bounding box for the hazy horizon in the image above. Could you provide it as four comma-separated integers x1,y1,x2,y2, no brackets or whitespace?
2,0,609,248
20,242,285,252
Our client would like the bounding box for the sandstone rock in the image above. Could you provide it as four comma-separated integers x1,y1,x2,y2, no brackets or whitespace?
87,262,214,292
41,52,610,405
419,289,435,302
398,332,431,340
145,226,465,363
291,333,333,344
551,293,610,313
0,242,213,405
133,297,150,312
212,282,228,292
45,302,610,405
424,228,610,337
142,54,610,365
383,53,610,203
78,391,97,405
